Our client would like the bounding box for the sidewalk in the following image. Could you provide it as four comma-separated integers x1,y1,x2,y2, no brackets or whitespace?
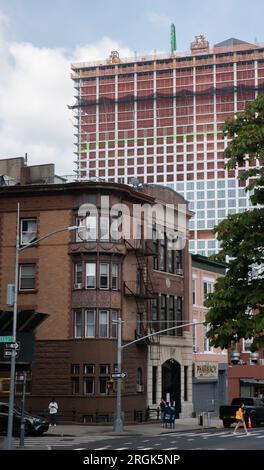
45,417,223,437
0,417,224,450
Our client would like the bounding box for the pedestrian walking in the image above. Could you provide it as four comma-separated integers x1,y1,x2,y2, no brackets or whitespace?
233,403,248,434
159,398,166,421
48,398,58,426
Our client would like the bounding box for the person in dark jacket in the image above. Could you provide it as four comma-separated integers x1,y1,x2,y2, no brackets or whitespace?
159,398,166,420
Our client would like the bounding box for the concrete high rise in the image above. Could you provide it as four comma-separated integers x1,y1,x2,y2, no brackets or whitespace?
70,36,264,256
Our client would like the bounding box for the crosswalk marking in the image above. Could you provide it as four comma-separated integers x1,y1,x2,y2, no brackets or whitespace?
15,434,114,449
93,447,110,450
164,447,178,450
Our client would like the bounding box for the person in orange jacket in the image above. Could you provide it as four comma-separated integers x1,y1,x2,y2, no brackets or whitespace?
233,403,248,435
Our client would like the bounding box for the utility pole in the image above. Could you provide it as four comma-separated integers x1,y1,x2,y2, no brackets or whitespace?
114,318,123,432
113,319,205,433
6,203,20,450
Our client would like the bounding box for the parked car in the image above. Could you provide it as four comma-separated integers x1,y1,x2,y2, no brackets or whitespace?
219,397,264,428
0,402,49,436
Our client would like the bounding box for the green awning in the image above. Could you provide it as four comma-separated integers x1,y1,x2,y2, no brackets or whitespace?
0,310,48,332
240,379,264,385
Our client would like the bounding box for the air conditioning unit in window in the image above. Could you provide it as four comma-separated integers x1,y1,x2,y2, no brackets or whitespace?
176,269,183,276
21,232,37,245
74,283,82,289
193,345,200,353
136,384,144,392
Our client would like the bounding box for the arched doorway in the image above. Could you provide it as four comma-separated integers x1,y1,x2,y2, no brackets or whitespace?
162,359,181,417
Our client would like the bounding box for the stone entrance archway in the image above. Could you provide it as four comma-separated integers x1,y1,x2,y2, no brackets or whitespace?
162,359,181,417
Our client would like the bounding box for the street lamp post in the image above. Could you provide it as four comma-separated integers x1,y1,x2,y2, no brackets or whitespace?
113,319,205,433
6,202,78,450
114,317,123,433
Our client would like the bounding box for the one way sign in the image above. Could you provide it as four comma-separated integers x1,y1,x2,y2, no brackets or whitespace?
4,350,18,357
4,342,20,351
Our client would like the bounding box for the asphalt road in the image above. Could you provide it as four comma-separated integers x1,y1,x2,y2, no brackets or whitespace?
8,426,264,450
64,427,264,451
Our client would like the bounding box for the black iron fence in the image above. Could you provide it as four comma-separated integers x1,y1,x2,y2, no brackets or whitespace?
28,406,161,424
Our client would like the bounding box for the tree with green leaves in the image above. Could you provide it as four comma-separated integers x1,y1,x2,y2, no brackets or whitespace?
205,94,264,351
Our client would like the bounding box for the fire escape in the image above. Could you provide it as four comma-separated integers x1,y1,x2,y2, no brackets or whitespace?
124,238,160,360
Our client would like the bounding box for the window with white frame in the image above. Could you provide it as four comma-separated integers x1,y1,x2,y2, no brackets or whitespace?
111,310,118,338
99,364,110,394
111,215,121,241
84,378,94,394
85,309,96,337
203,279,214,303
74,262,82,288
71,377,80,394
204,324,211,352
71,364,80,394
75,216,84,242
100,216,109,240
83,364,95,375
243,338,253,352
75,214,97,241
20,218,37,246
86,263,96,289
19,264,36,290
111,263,118,290
99,364,110,375
99,310,109,337
192,320,198,352
100,263,109,289
176,297,183,337
168,240,175,274
160,233,166,272
74,310,82,338
86,214,97,240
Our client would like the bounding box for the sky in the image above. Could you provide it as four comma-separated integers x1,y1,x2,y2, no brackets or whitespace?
0,0,264,175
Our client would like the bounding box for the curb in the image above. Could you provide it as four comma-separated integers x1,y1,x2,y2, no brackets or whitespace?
45,426,219,438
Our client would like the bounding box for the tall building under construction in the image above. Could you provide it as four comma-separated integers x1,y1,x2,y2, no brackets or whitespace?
70,36,264,256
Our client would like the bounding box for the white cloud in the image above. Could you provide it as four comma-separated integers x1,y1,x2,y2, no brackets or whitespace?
0,11,133,175
146,11,172,29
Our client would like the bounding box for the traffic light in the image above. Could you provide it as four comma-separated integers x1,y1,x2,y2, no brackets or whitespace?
0,378,10,394
107,379,115,393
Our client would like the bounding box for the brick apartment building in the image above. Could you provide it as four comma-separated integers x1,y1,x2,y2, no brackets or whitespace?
0,169,193,422
70,35,264,257
191,254,228,415
191,255,264,408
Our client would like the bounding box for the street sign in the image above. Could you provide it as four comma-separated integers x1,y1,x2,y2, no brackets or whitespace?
4,342,20,351
111,372,127,379
4,350,18,358
0,336,14,343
